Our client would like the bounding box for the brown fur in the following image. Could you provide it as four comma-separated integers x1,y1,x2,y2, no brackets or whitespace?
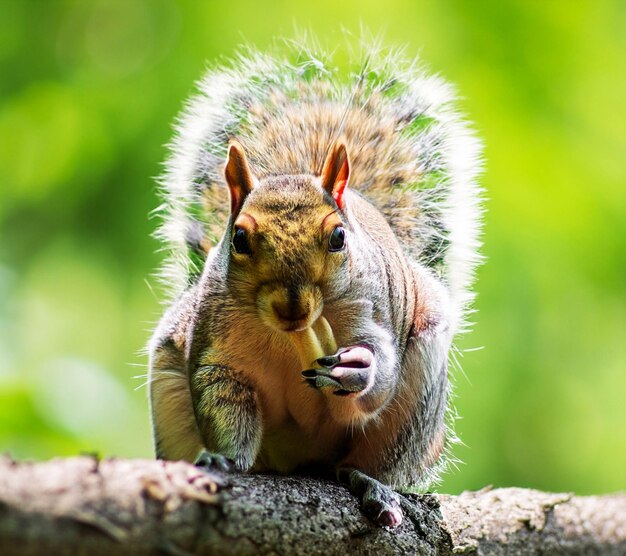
148,136,454,533
199,92,422,257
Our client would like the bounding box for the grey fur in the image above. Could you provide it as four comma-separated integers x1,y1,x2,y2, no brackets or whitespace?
148,40,482,527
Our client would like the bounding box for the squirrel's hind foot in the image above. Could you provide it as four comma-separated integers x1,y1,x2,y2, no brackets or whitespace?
338,467,403,529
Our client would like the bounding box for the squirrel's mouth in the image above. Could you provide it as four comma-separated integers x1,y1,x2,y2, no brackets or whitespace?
277,318,312,333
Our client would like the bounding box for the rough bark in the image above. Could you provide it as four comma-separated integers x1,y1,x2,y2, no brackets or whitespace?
0,456,623,555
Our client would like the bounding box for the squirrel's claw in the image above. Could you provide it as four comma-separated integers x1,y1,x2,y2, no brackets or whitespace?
315,354,341,368
302,368,328,378
315,346,372,370
194,450,237,473
303,374,344,391
304,345,374,395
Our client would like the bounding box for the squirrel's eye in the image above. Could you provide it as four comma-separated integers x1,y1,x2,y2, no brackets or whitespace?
328,226,346,252
232,227,251,255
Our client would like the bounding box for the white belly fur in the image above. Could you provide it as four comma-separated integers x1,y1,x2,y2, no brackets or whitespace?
222,316,349,473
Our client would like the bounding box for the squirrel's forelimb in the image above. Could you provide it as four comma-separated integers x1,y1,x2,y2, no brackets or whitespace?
190,362,262,472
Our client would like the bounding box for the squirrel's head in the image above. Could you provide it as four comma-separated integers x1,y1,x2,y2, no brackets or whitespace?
223,140,350,333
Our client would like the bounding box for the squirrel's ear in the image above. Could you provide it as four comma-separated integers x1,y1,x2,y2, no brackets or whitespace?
321,142,350,210
225,140,255,216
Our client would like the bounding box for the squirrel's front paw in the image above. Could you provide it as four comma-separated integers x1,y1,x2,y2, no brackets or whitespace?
302,346,374,396
194,449,237,473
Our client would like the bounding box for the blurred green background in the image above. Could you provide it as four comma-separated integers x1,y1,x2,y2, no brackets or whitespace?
0,0,624,495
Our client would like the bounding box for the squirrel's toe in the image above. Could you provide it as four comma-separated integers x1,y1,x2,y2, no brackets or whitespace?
194,450,236,473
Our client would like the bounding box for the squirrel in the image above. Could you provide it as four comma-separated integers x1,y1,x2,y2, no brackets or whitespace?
148,42,482,528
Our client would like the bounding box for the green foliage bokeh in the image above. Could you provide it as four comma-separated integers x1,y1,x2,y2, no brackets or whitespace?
1,0,624,494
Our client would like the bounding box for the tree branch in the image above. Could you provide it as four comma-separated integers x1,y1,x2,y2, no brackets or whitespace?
0,456,623,555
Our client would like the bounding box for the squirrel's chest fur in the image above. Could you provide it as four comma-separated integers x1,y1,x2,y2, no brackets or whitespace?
216,312,351,473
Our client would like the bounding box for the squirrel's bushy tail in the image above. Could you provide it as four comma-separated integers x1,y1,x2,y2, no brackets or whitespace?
158,40,482,332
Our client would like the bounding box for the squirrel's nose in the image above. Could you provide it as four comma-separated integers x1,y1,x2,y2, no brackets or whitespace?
259,283,323,332
271,301,309,323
